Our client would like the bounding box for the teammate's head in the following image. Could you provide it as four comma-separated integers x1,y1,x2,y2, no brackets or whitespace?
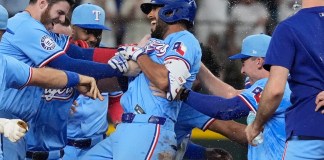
28,0,75,30
52,16,72,36
229,34,271,84
71,3,110,47
140,0,197,39
0,5,9,38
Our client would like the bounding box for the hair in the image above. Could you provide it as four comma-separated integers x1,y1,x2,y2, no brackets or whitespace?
29,0,75,7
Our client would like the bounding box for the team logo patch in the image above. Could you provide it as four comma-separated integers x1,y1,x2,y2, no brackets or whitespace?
40,35,56,50
42,88,74,101
173,42,187,56
251,87,263,103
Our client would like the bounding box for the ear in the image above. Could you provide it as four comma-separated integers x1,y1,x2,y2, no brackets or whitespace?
256,58,264,69
39,0,49,10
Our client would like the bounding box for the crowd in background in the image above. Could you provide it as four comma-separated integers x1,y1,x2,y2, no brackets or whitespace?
0,0,300,90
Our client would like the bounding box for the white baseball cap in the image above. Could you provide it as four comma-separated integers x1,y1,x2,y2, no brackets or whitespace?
71,3,111,30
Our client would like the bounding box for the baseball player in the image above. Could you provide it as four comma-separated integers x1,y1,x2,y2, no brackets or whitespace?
0,4,103,160
0,0,134,159
246,1,324,159
82,0,201,159
62,3,124,159
177,34,292,159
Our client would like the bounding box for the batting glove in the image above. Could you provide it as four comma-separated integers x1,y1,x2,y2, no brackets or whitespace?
108,54,129,73
0,119,28,142
117,46,145,61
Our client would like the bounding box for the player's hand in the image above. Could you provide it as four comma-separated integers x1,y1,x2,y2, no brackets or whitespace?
315,91,324,114
77,75,104,101
123,60,141,77
70,100,78,115
108,54,129,72
116,46,145,61
245,122,263,146
150,82,167,98
3,119,28,143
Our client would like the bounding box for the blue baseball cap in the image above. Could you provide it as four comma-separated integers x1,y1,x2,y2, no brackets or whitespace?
229,34,271,60
0,5,8,30
71,3,111,30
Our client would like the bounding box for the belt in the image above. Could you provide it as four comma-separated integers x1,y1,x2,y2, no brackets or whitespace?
26,149,64,160
122,113,166,125
289,136,324,141
67,134,106,148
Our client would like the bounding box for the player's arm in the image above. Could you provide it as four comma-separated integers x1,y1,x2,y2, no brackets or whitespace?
179,90,250,120
107,92,124,126
198,63,242,98
66,44,117,63
208,120,247,145
47,53,126,80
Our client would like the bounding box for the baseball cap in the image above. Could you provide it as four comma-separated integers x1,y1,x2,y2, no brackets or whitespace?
229,34,271,60
71,3,111,30
0,5,8,30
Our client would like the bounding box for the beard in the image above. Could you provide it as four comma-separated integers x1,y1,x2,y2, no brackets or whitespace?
151,19,168,39
40,6,61,30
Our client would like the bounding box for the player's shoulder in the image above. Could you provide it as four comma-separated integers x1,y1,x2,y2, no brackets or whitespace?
168,31,200,51
8,12,46,34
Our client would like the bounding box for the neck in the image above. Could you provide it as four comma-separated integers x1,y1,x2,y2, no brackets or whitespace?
302,0,324,8
163,24,186,39
25,5,41,21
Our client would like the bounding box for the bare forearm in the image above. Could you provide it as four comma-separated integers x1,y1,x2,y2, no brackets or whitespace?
198,63,240,98
137,55,169,90
209,120,247,145
29,67,68,88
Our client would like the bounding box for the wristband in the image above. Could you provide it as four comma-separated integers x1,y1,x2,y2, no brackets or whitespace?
64,71,80,88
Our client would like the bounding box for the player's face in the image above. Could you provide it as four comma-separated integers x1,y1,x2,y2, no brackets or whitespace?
148,6,169,39
41,1,70,31
72,26,102,47
240,57,259,85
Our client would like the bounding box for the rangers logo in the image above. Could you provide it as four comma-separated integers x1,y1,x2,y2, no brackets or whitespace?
41,35,56,50
173,42,187,56
92,10,101,21
42,88,74,101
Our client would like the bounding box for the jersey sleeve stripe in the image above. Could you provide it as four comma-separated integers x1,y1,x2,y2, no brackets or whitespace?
39,38,71,67
202,118,216,131
165,55,191,70
238,94,257,113
19,67,33,90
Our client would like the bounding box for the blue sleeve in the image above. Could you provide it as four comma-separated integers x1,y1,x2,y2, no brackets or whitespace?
4,55,31,89
47,54,123,79
184,91,250,120
66,44,94,61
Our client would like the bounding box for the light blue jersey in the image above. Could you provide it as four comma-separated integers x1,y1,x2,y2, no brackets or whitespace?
0,54,31,100
63,93,109,160
121,30,201,122
239,78,291,160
